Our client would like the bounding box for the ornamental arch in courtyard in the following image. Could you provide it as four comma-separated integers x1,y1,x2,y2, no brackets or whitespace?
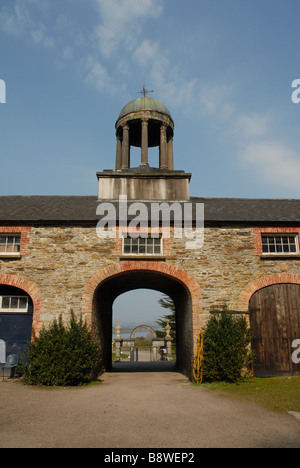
130,325,157,340
82,261,202,377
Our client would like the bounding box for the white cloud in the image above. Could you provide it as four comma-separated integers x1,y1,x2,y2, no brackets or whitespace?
227,108,300,196
133,40,159,68
93,0,163,57
0,0,55,48
233,113,271,139
230,110,300,195
0,1,30,34
197,83,235,120
60,45,74,61
240,142,300,195
81,0,165,98
85,55,118,94
131,38,199,112
30,22,55,48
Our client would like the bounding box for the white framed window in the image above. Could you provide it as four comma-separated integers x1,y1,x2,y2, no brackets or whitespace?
122,236,163,255
0,235,21,255
0,296,29,313
261,234,299,255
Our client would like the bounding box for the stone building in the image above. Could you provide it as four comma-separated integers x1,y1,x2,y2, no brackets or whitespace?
0,96,299,378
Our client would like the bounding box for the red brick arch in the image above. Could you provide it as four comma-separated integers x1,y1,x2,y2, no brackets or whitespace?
0,274,44,333
239,273,300,311
82,261,202,339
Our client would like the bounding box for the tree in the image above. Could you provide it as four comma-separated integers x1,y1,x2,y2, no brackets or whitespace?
22,311,101,386
202,307,253,383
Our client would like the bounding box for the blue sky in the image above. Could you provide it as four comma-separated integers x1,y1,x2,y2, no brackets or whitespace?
0,0,299,327
0,0,299,199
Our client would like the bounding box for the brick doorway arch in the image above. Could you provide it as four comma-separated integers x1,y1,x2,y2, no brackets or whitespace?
239,274,300,376
0,274,44,358
0,274,44,334
82,262,202,378
239,273,300,311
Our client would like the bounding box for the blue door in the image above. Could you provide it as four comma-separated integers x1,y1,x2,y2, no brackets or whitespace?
0,286,33,359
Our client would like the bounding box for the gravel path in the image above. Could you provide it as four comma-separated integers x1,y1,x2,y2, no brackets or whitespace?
0,365,299,448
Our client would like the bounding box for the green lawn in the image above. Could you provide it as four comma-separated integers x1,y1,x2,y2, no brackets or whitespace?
200,376,300,413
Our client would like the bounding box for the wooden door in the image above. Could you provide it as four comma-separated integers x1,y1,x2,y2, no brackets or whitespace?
249,283,300,375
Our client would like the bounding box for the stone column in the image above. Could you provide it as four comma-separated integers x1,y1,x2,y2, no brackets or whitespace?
115,320,122,361
166,341,172,360
153,343,159,361
121,124,130,169
165,320,173,361
160,124,167,169
115,133,122,170
141,118,149,166
115,338,122,361
167,137,174,170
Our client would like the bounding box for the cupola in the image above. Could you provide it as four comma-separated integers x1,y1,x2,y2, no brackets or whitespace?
97,90,191,201
115,96,174,170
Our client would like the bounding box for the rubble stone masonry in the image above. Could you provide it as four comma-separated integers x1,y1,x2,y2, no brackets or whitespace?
0,223,299,336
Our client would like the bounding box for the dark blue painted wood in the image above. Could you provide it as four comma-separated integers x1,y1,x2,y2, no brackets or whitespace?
0,286,33,359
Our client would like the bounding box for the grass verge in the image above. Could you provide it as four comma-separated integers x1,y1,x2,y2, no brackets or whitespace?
200,376,300,413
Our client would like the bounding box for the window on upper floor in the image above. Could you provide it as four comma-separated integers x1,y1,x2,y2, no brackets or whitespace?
122,236,163,255
0,235,21,255
261,234,299,255
0,296,29,313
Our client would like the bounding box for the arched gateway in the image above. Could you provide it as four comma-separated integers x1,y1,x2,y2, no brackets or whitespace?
82,262,202,378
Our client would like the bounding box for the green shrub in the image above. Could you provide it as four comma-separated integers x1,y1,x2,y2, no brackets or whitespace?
202,308,253,383
22,311,101,387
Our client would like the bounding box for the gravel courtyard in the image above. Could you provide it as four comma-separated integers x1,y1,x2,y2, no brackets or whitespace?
0,364,299,448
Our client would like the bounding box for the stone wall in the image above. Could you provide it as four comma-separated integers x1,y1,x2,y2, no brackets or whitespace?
0,222,299,353
169,225,300,314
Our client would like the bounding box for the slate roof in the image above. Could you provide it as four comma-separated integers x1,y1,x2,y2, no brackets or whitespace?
0,196,98,223
0,196,299,224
